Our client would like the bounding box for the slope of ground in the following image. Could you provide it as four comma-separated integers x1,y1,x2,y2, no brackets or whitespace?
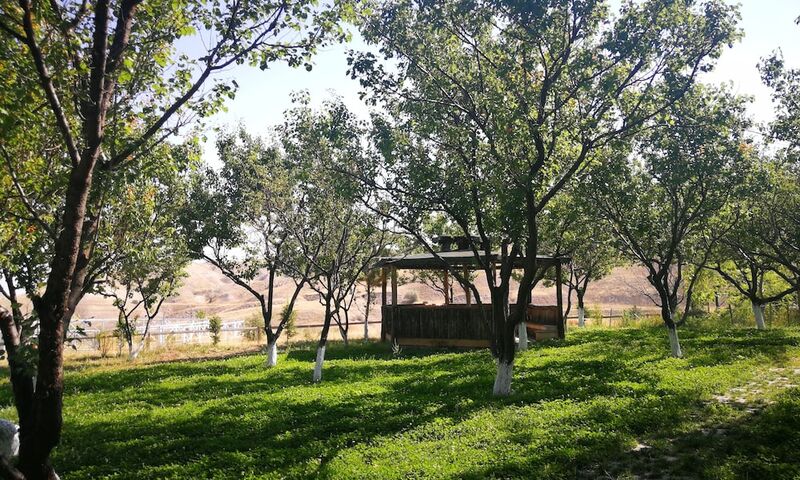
57,261,660,330
1,327,798,479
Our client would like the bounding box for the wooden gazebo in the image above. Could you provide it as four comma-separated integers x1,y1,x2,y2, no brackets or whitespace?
373,244,570,348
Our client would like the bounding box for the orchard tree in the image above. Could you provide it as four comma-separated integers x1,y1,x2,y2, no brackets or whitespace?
102,161,190,359
180,129,309,367
706,162,799,329
279,97,388,382
540,191,622,327
350,0,739,394
0,0,346,476
587,85,751,356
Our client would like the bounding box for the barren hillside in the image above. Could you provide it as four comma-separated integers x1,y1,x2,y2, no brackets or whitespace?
4,261,662,329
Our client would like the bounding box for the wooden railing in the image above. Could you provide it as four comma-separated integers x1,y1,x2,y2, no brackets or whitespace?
381,304,564,347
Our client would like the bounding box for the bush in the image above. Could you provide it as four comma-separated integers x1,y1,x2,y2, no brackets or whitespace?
208,315,223,345
402,291,418,304
586,305,603,325
96,331,117,358
244,313,264,342
621,306,642,326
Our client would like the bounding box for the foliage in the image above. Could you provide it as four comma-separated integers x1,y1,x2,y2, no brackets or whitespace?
207,315,223,346
349,0,740,377
0,0,350,471
0,329,797,479
586,305,604,324
180,126,308,355
278,96,389,353
244,314,264,342
586,85,752,334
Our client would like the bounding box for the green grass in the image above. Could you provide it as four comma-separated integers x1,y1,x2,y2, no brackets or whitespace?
2,327,800,479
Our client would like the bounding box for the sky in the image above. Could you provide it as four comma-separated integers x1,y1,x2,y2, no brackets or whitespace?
198,0,800,164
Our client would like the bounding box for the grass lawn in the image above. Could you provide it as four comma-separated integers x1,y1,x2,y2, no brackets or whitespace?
2,327,800,479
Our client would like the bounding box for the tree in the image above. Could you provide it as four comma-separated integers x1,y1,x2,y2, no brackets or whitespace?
350,0,739,393
279,97,388,382
539,191,622,328
706,161,799,329
587,85,751,356
102,158,190,358
180,128,310,367
0,0,346,475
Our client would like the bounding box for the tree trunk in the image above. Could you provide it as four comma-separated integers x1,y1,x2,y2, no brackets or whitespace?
517,321,528,351
313,344,326,383
667,325,682,358
577,293,586,328
0,308,35,445
492,359,513,396
128,342,141,361
314,295,333,383
491,285,515,396
20,299,66,480
752,301,766,330
265,339,278,367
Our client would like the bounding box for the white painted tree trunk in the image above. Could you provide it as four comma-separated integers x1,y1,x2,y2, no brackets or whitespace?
577,307,586,328
667,326,683,358
128,345,142,361
518,322,528,351
312,345,326,383
265,340,278,367
752,301,766,330
492,360,513,396
126,341,140,361
364,316,369,340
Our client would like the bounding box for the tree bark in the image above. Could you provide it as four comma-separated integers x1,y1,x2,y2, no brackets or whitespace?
0,308,35,447
577,292,586,328
751,301,766,330
491,284,515,396
667,324,683,358
313,295,333,383
265,339,278,367
517,321,528,351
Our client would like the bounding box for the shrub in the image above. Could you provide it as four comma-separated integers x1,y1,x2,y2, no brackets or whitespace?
96,331,117,358
621,306,642,326
244,313,264,342
402,291,418,304
586,305,603,325
208,315,223,345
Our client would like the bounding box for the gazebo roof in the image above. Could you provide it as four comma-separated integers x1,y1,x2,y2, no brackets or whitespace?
373,251,570,270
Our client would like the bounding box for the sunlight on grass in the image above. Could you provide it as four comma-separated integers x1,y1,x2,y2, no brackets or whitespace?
1,327,799,479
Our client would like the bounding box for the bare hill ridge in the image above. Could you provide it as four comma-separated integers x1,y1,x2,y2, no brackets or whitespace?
56,261,660,327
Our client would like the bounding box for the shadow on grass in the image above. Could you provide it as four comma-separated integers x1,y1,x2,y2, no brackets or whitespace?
585,387,800,479
3,327,797,479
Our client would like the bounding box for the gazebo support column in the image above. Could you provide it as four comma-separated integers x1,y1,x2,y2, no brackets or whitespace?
391,267,398,341
380,267,387,341
556,262,565,339
443,269,450,305
463,267,471,305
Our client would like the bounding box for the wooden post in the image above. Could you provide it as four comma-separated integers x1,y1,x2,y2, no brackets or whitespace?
464,266,471,305
391,267,398,305
380,267,387,341
443,269,450,305
391,267,399,342
381,267,387,306
555,262,565,339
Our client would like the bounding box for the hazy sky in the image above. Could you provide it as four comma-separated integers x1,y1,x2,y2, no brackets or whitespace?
199,0,800,162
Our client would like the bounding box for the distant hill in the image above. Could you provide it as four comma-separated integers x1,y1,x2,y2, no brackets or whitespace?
5,260,662,330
